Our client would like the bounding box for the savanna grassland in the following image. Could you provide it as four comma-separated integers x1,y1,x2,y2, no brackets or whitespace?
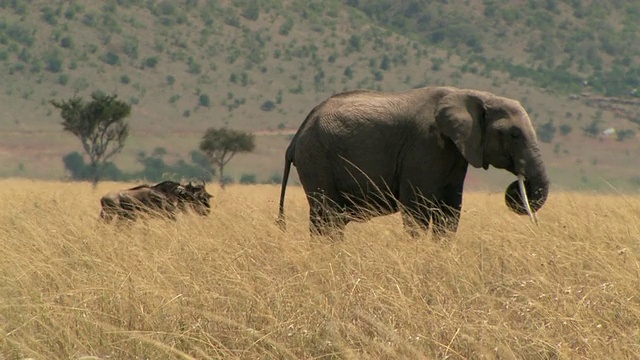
2,179,640,359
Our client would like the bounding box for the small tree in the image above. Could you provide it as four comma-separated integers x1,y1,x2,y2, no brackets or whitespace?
199,127,255,189
51,92,131,187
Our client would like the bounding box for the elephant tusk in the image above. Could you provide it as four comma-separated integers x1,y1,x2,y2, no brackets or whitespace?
517,174,538,226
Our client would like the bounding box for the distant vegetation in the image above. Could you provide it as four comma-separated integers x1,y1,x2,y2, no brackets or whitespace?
2,0,637,112
200,127,256,189
1,0,640,187
62,147,215,184
351,0,640,97
51,92,131,187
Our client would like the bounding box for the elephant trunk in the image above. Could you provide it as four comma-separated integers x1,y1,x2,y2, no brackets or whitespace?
505,147,549,215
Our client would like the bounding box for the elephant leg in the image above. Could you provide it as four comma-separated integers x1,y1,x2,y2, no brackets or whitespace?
307,191,347,241
399,189,435,238
431,183,464,240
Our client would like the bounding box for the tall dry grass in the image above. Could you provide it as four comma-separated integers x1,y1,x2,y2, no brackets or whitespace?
1,179,640,359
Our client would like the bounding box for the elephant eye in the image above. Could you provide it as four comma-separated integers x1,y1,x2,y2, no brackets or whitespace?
509,127,523,139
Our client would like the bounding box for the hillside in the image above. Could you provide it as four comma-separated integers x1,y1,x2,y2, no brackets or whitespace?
1,0,640,191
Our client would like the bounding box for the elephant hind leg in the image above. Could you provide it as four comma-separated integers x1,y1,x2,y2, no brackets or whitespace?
310,210,347,241
307,192,348,241
430,184,464,241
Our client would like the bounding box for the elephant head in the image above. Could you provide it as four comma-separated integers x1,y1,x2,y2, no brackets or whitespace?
435,89,549,218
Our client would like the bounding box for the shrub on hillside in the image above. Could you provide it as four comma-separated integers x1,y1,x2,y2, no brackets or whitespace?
62,151,128,181
134,148,215,182
559,123,572,135
261,100,275,112
537,120,557,143
239,173,257,184
617,129,635,142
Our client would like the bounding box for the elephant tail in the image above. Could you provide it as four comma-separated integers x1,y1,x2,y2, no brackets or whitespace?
277,142,295,231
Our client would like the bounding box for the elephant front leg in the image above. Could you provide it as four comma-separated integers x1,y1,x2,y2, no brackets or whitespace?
431,186,464,240
400,201,435,239
431,203,461,240
399,187,434,238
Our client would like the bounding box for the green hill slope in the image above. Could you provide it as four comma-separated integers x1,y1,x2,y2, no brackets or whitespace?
1,0,639,191
351,0,640,96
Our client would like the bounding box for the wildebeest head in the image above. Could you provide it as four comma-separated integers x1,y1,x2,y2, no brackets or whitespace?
182,179,213,216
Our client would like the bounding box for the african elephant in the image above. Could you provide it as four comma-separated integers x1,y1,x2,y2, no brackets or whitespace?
276,86,549,240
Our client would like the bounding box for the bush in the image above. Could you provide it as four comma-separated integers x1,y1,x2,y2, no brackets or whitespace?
60,36,73,49
239,173,257,184
380,55,391,70
62,151,127,181
199,94,211,107
57,74,69,86
62,152,87,179
536,120,556,143
264,173,282,184
102,51,120,66
143,56,159,68
120,74,130,84
187,57,201,74
241,3,259,20
279,17,294,36
559,123,572,135
347,35,361,52
6,22,34,46
45,55,63,73
123,38,139,59
169,94,181,104
343,66,354,79
221,175,235,186
617,129,635,142
261,100,275,111
582,119,601,138
133,148,214,182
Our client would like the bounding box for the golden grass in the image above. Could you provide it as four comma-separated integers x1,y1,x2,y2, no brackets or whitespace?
1,179,640,359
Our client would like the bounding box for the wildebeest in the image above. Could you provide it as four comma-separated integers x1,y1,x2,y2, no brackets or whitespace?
99,180,213,222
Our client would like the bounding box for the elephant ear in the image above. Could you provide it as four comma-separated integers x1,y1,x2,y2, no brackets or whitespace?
434,90,489,169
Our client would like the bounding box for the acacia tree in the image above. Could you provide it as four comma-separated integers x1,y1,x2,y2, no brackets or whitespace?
199,127,255,188
51,92,131,188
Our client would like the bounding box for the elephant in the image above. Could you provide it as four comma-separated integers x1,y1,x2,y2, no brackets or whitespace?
276,86,549,240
